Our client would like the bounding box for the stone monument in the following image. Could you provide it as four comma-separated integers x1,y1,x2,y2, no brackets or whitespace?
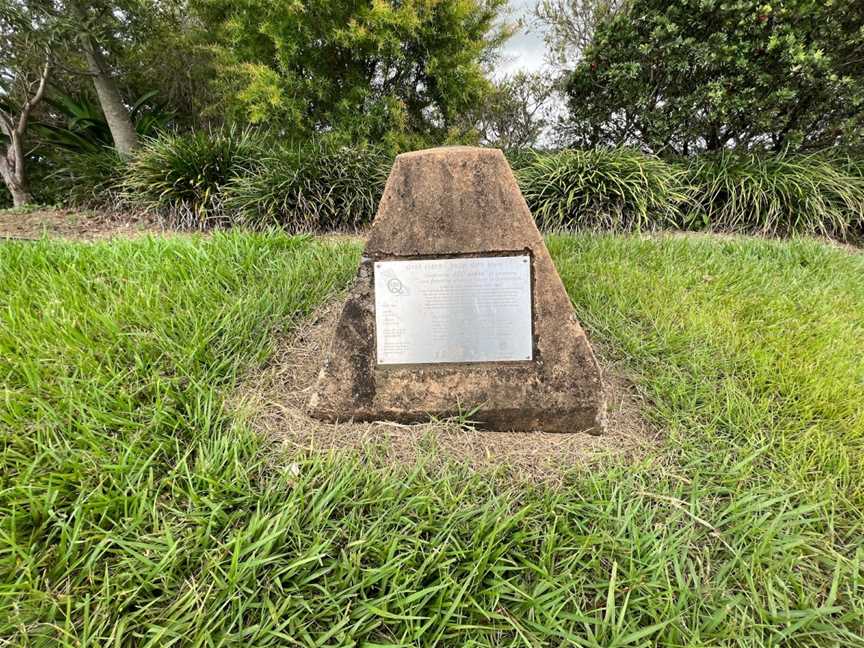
309,146,605,433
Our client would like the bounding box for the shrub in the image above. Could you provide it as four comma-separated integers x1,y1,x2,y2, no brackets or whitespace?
49,148,127,209
516,148,690,231
122,127,264,226
684,152,864,238
503,148,542,173
222,141,392,231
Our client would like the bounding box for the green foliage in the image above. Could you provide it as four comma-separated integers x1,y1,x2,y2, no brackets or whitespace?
684,152,864,237
503,147,541,172
223,141,392,231
515,148,864,239
53,0,216,129
564,0,864,153
517,148,689,230
34,91,172,208
122,128,263,224
33,120,864,240
51,148,128,208
36,90,173,155
1,233,863,644
191,0,510,141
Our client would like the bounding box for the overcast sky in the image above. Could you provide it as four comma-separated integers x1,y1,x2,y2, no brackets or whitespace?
497,0,549,77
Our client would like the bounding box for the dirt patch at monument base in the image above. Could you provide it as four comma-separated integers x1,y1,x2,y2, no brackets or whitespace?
235,298,661,483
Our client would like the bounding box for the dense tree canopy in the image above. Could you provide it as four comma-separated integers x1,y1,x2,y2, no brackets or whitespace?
6,0,864,209
562,0,864,154
54,0,216,132
190,0,510,143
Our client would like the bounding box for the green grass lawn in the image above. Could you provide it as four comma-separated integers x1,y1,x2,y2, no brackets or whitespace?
1,231,862,646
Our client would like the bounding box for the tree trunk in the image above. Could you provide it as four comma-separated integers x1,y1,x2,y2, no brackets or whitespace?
0,159,33,208
79,33,138,155
7,182,32,208
1,133,33,208
0,59,48,209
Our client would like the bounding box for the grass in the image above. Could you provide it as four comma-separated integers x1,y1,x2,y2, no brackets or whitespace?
1,231,863,645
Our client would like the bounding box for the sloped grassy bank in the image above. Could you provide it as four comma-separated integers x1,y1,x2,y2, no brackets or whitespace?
1,232,862,645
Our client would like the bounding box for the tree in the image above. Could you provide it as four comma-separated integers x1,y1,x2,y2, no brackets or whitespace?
535,0,624,67
0,62,49,208
109,2,217,129
561,0,864,154
472,72,554,148
45,1,218,134
191,0,512,143
0,2,53,207
64,0,139,154
533,0,625,149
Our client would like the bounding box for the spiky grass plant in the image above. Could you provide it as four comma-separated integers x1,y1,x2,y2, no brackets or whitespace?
684,152,864,238
50,148,127,208
503,147,542,173
122,127,265,227
222,141,392,231
516,148,690,231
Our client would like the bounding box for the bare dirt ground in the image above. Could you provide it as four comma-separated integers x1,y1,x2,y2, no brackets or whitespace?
3,209,858,254
0,208,163,241
234,298,662,483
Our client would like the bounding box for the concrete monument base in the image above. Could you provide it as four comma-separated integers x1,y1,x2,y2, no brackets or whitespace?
309,147,605,433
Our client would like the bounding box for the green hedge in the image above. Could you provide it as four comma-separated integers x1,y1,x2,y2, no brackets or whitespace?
514,149,864,238
682,152,864,238
35,129,864,240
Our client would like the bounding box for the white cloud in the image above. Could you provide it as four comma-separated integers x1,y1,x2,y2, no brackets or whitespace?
497,0,550,78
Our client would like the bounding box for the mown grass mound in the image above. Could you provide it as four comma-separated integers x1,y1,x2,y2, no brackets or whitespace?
1,232,862,645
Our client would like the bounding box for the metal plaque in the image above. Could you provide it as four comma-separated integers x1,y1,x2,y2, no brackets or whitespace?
374,255,533,365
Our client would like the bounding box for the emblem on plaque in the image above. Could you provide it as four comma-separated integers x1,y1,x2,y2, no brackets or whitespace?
380,269,409,296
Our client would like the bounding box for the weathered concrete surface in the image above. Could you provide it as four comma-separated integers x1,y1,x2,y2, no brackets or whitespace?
309,146,605,433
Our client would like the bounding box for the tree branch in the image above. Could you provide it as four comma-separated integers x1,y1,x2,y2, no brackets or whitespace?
16,58,50,136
